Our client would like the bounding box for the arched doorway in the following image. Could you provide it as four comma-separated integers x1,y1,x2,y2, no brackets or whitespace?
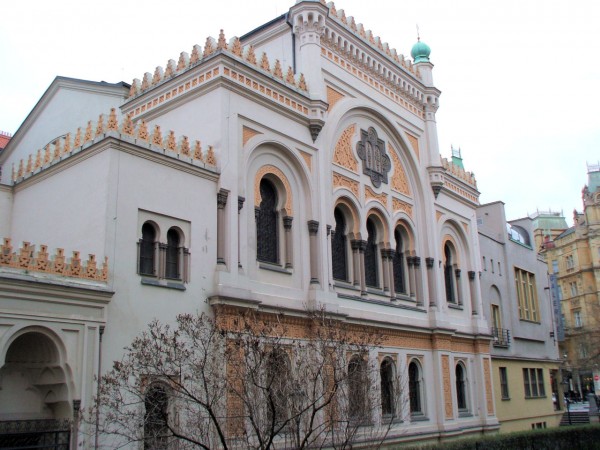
0,331,72,448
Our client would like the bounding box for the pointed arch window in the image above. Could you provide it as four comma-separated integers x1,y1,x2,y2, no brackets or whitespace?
444,243,456,303
139,222,157,276
380,358,395,417
144,384,171,449
256,178,279,264
409,361,423,415
348,355,368,420
393,228,406,294
365,218,379,288
165,228,181,279
332,207,348,281
266,348,291,427
456,363,468,412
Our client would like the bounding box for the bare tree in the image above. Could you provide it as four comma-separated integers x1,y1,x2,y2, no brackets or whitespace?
89,306,408,449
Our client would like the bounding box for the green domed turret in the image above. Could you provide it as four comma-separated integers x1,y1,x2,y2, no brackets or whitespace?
411,38,431,63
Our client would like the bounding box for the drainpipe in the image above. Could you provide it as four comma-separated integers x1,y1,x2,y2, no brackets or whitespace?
95,325,105,450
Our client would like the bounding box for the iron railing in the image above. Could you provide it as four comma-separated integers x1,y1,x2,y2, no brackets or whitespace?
491,327,511,348
0,419,71,450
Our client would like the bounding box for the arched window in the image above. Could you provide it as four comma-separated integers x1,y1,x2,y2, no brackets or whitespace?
266,348,291,427
408,361,423,415
165,228,181,279
256,178,279,264
144,384,170,450
365,218,379,288
332,207,348,281
444,243,456,303
456,363,468,411
380,358,395,417
348,355,368,419
139,222,157,276
393,228,406,294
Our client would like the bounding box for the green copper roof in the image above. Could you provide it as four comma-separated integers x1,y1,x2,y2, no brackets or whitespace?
411,39,431,63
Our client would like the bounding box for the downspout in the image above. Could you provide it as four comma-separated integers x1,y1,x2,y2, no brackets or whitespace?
286,12,296,73
95,325,105,450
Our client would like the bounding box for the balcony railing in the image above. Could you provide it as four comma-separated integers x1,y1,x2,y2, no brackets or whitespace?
491,327,511,348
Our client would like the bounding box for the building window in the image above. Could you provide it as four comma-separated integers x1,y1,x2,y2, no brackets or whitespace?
144,384,171,449
515,268,539,322
552,260,559,274
409,360,423,415
498,261,502,276
566,254,574,270
570,282,578,297
482,256,486,271
266,348,291,427
523,368,545,398
444,243,457,303
573,309,583,328
491,259,494,273
365,218,379,288
139,222,158,276
332,207,348,281
393,228,406,294
348,355,368,420
456,363,468,412
579,342,589,359
256,178,279,264
499,367,509,399
138,221,189,283
165,228,181,279
380,358,395,417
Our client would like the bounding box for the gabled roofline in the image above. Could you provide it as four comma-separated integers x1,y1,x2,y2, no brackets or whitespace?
0,77,130,164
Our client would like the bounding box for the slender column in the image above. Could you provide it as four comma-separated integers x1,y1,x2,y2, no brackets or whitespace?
351,240,361,288
454,268,463,305
358,240,367,295
380,248,390,293
326,225,333,287
308,220,320,284
217,189,229,265
237,196,245,268
426,257,436,307
283,216,293,268
158,243,167,278
414,256,423,306
468,271,478,315
407,256,416,298
387,249,396,299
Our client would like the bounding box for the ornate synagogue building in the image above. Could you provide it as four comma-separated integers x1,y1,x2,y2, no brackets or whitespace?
0,1,499,447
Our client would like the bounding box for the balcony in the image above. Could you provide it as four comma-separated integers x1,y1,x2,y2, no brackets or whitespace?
491,327,511,348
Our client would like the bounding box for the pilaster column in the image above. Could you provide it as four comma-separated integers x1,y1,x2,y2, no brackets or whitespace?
380,248,390,293
217,189,229,265
351,240,361,288
426,257,436,307
283,216,293,268
454,268,463,306
387,249,396,299
407,256,416,298
414,256,423,307
308,220,320,284
468,271,478,315
237,196,245,268
359,240,367,295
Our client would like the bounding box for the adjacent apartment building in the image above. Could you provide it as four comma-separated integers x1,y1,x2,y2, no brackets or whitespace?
0,1,500,447
540,164,600,398
477,201,561,432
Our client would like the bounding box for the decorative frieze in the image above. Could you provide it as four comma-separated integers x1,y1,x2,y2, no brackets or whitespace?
254,165,293,216
388,144,411,196
8,108,217,185
326,86,345,111
332,172,359,198
242,126,262,147
365,185,387,207
392,197,413,218
333,124,358,172
405,132,420,160
483,358,495,416
0,238,108,282
321,47,424,119
441,354,453,419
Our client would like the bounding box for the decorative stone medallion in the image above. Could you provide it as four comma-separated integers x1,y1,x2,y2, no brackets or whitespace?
356,127,391,188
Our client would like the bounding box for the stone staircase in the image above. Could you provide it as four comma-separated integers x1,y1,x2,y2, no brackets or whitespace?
559,410,590,426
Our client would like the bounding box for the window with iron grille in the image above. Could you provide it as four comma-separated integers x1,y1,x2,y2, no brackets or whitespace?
393,229,406,294
332,208,348,281
365,218,379,288
256,178,279,264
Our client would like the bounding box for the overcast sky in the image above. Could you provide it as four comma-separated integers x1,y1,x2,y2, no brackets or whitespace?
1,0,598,223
